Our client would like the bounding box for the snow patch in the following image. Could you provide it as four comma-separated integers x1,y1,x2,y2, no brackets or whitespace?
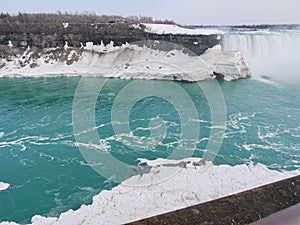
64,41,69,51
143,23,223,35
62,23,69,29
8,40,13,48
130,24,142,30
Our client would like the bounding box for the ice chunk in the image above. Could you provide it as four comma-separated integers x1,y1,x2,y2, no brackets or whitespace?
0,182,10,191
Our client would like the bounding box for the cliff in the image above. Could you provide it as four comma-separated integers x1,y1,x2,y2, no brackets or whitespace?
0,14,219,55
0,13,251,81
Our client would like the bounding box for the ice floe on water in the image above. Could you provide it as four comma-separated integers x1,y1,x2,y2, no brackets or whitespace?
1,158,299,225
0,182,10,191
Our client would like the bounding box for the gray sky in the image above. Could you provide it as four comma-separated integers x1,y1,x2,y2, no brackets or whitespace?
0,0,299,25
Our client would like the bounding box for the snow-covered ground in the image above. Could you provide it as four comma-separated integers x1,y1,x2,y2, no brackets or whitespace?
0,43,250,81
142,23,223,35
1,158,299,225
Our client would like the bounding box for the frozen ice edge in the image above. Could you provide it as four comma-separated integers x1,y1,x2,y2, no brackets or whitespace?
0,44,250,81
1,158,299,225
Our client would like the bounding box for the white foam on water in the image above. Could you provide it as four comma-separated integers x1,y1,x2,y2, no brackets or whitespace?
1,159,299,225
74,140,111,152
0,135,52,152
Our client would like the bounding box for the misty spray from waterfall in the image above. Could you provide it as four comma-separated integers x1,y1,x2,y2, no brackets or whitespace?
222,30,300,83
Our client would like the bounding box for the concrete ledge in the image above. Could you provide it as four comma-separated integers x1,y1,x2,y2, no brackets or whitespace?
127,175,300,225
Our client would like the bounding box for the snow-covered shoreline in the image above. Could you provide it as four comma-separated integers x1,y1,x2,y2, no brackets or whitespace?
0,43,250,81
1,159,299,225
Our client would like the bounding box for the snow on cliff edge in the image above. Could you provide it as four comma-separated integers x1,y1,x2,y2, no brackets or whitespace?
0,43,250,81
142,23,223,35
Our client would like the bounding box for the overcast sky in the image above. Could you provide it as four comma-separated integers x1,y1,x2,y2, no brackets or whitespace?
1,0,299,25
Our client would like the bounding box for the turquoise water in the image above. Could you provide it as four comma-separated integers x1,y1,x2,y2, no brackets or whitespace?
0,77,300,223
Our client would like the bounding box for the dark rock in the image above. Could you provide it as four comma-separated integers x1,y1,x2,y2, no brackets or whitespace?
261,75,271,80
30,62,38,68
127,175,300,225
0,22,220,56
213,71,225,80
0,62,5,68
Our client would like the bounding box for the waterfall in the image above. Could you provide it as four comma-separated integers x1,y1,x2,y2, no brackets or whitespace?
222,30,300,83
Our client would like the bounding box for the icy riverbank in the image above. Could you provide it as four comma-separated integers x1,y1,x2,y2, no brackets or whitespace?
1,159,299,225
0,43,250,81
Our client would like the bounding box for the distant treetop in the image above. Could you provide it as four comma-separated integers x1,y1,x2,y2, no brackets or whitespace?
0,12,176,25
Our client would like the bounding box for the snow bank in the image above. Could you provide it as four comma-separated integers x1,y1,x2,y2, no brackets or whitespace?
0,182,10,191
1,159,299,225
0,43,250,81
142,23,223,35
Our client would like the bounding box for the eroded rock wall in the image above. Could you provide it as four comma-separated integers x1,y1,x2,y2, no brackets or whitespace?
0,23,219,56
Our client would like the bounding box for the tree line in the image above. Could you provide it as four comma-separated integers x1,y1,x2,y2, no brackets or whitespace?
0,12,175,25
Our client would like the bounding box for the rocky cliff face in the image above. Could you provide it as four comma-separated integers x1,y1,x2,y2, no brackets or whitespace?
0,16,251,81
0,22,219,56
